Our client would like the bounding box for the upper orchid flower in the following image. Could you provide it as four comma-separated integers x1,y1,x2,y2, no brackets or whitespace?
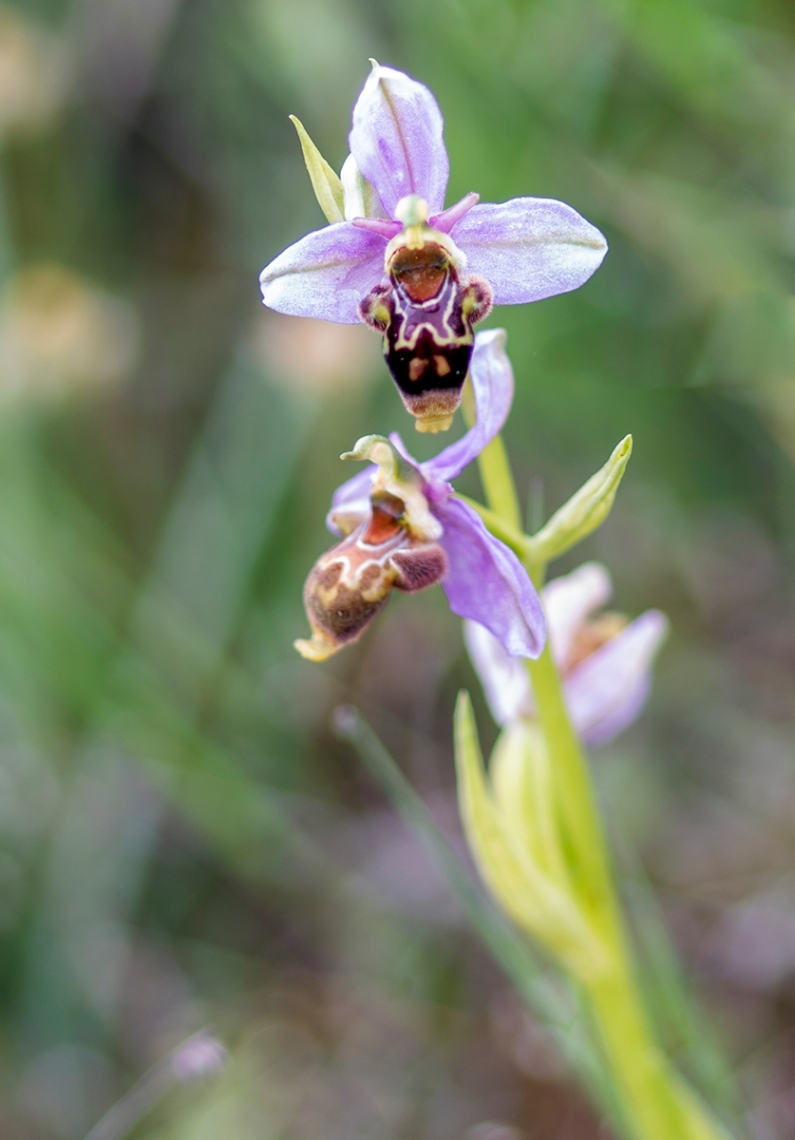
465,562,669,746
295,329,545,662
261,63,608,433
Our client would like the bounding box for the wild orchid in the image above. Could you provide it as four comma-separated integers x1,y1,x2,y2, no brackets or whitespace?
464,562,669,746
260,63,607,433
294,329,545,661
280,57,735,1140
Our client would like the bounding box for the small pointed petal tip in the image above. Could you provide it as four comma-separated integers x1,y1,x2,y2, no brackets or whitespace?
351,216,401,238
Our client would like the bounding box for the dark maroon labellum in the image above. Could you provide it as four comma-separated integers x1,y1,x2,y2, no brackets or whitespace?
360,240,492,432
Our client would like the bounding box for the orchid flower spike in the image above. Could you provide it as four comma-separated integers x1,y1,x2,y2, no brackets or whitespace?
295,330,545,662
465,562,669,746
261,63,607,433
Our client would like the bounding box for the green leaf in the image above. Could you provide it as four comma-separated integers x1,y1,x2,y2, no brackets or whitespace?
289,116,345,223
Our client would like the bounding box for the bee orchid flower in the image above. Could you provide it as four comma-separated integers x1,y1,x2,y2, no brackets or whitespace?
261,63,607,433
295,329,546,661
465,562,669,746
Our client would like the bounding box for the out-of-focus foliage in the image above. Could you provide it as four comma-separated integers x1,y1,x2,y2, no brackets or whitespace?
0,0,793,1137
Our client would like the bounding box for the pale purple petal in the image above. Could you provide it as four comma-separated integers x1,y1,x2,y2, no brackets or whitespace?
564,610,669,747
423,329,514,486
260,223,385,324
543,562,612,671
434,497,545,658
464,620,533,726
451,198,607,306
349,65,449,219
327,467,376,534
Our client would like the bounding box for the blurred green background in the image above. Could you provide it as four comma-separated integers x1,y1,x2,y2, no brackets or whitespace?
0,0,794,1136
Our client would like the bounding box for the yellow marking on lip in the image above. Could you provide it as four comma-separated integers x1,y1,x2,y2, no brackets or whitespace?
415,412,455,433
408,357,429,382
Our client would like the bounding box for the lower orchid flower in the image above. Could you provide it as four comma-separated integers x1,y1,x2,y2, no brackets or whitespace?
260,63,607,433
464,562,669,745
295,329,545,662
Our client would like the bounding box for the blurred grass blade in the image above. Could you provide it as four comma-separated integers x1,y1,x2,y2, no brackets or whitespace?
84,1031,227,1140
333,704,633,1139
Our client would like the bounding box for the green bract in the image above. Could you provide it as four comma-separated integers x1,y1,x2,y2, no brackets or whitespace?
529,435,633,567
289,116,345,224
453,691,609,980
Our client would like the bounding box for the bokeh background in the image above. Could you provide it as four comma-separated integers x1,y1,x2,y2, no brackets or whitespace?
0,0,794,1136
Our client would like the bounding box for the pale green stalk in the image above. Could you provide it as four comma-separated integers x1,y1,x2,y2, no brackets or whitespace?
470,426,731,1140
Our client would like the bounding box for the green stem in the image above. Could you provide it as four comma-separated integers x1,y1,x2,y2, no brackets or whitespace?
457,494,531,560
462,378,522,531
477,433,523,531
586,969,729,1140
473,431,730,1140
